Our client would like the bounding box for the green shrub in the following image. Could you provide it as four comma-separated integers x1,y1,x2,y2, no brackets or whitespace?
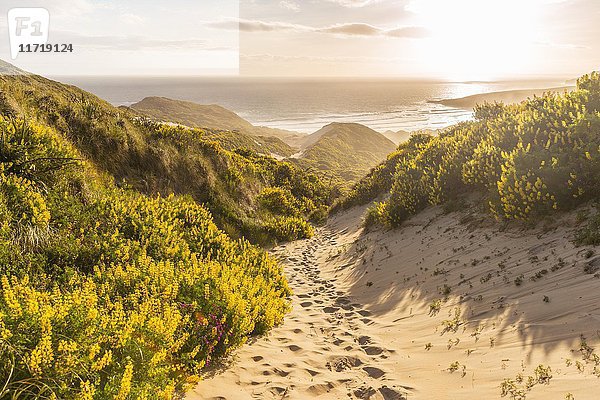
257,187,299,216
0,118,291,398
357,72,600,227
266,216,314,242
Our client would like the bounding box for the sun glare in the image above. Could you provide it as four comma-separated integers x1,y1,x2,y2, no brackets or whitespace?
408,0,543,81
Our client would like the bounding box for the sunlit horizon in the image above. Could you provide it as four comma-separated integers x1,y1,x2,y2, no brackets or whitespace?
1,0,597,80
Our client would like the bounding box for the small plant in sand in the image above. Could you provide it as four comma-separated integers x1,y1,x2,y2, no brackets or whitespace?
439,284,452,297
531,364,552,386
471,324,485,342
425,343,433,351
565,359,573,367
514,275,525,286
448,361,467,377
501,379,527,400
448,361,460,373
585,249,595,259
501,364,553,400
530,269,549,282
579,335,595,360
429,299,443,316
441,307,463,335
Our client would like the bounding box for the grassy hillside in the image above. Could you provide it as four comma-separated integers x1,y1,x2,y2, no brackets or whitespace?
332,133,432,212
382,129,411,145
293,123,396,191
128,96,305,150
0,61,339,398
0,73,332,244
338,73,600,231
0,113,292,397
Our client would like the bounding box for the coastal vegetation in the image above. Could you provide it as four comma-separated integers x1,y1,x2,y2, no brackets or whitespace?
0,116,291,398
338,73,600,231
0,72,331,245
0,66,329,398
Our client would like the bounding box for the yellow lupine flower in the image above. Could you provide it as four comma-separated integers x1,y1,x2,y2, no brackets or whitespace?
115,362,134,400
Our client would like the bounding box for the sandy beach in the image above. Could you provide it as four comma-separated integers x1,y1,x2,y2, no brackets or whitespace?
433,86,575,110
190,203,600,400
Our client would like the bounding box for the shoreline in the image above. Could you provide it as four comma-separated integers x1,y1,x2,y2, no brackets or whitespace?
431,86,575,110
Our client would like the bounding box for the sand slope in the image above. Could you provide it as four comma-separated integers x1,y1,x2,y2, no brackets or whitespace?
190,204,600,400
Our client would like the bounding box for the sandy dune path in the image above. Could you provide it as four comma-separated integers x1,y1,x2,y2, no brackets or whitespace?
191,204,600,400
189,227,410,400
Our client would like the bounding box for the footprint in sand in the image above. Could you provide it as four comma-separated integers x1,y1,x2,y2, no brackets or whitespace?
300,301,312,308
288,344,302,352
363,346,385,356
378,386,406,400
273,368,290,377
363,366,385,379
357,336,371,346
328,356,363,372
354,386,377,399
269,386,288,397
307,382,335,396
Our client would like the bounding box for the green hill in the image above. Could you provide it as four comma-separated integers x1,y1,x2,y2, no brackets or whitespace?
337,73,600,231
127,96,306,151
382,129,411,145
293,123,397,190
0,72,331,244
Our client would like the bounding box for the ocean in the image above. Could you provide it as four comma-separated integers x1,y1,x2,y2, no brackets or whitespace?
54,77,564,134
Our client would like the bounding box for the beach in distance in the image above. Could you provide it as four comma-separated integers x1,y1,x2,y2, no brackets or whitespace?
58,76,570,134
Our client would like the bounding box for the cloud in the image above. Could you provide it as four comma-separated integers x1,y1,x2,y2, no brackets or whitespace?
119,13,145,25
49,31,230,51
207,18,429,38
386,26,429,38
323,0,383,7
242,53,406,63
207,19,306,32
320,23,380,36
279,0,300,11
534,40,589,50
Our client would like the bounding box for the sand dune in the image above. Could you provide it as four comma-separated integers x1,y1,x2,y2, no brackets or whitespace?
190,203,600,400
432,86,575,110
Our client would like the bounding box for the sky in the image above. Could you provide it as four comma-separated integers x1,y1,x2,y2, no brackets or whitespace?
0,0,598,80
0,0,240,76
